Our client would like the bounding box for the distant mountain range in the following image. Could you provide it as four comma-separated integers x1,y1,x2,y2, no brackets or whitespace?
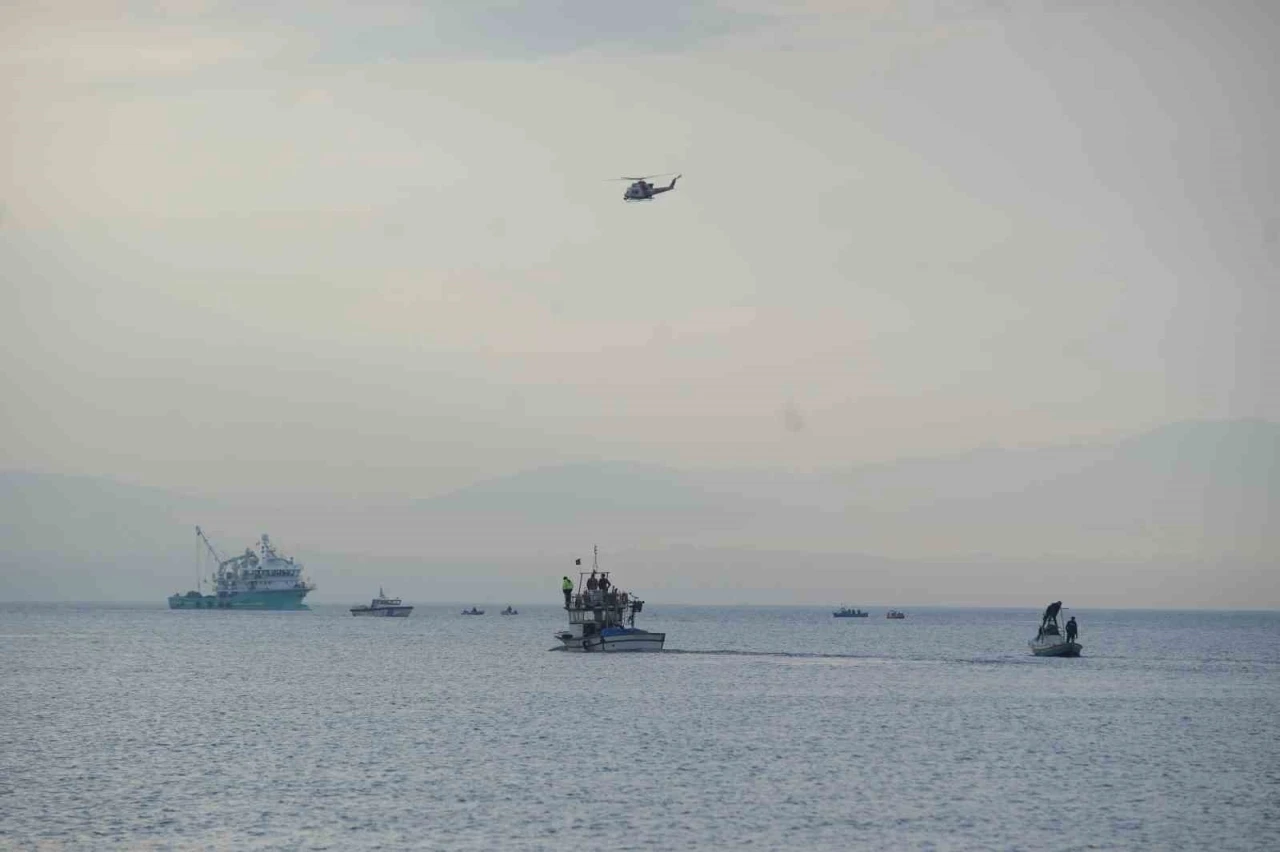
1,419,1276,607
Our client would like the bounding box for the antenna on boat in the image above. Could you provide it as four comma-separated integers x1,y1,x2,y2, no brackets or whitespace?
593,544,599,571
194,527,201,593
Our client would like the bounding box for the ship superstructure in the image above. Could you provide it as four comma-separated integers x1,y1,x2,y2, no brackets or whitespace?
169,527,315,610
1028,600,1082,657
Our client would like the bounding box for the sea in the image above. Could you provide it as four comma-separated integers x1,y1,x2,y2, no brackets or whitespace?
1,603,1277,851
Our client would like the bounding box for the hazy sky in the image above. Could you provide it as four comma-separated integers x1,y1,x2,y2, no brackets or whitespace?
2,0,1277,500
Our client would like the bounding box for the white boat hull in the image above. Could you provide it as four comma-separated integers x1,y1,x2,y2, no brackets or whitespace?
1029,638,1082,657
556,629,665,652
351,607,413,617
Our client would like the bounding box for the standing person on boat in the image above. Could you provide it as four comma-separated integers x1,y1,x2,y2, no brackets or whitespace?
562,576,574,609
1066,616,1078,644
599,575,611,594
587,572,599,592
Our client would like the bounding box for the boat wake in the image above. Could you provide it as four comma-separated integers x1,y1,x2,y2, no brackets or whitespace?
662,648,868,659
548,646,866,658
547,647,876,659
550,647,1055,666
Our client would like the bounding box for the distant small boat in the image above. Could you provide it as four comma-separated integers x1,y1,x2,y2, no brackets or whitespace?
501,606,518,615
1028,601,1081,657
886,609,906,619
350,587,413,617
833,606,869,618
461,607,485,616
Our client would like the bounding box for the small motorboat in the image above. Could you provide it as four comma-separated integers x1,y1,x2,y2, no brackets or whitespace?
461,607,485,616
1028,601,1081,657
501,606,518,615
833,606,869,618
886,609,906,619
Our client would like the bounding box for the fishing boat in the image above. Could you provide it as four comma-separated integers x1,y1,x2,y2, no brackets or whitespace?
501,606,518,615
350,588,413,617
833,606,869,618
1028,601,1082,657
461,607,485,616
886,609,906,619
553,546,665,652
169,527,315,610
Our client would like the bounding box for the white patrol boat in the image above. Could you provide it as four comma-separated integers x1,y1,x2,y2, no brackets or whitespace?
350,588,413,617
553,546,665,652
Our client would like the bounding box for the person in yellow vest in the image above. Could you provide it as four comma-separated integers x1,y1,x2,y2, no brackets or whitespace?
561,576,574,609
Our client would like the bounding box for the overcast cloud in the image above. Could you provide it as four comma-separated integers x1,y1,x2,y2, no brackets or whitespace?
1,2,1275,604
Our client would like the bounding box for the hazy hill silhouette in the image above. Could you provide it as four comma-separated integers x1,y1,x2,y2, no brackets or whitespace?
2,420,1275,606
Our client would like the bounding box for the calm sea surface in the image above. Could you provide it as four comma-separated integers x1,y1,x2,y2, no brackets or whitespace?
1,603,1277,851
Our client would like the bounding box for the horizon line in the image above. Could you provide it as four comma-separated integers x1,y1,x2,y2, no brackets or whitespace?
3,600,1277,613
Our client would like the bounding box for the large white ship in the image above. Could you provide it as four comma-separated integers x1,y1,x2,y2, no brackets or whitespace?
169,527,315,610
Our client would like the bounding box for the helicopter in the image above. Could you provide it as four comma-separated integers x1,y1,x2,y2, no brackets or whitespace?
612,173,682,202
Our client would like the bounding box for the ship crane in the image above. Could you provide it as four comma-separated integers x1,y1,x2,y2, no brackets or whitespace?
195,526,224,566
195,525,251,589
192,525,224,593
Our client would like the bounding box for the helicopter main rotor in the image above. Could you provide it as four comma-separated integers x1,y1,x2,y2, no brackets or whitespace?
607,173,679,182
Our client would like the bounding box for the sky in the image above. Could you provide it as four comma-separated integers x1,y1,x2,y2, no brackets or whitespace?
2,0,1277,506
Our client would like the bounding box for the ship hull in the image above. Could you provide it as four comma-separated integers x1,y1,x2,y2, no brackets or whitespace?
350,606,413,617
168,588,311,610
1029,639,1082,657
556,629,666,652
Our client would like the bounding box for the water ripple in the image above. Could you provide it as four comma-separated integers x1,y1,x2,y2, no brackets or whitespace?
2,603,1277,851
